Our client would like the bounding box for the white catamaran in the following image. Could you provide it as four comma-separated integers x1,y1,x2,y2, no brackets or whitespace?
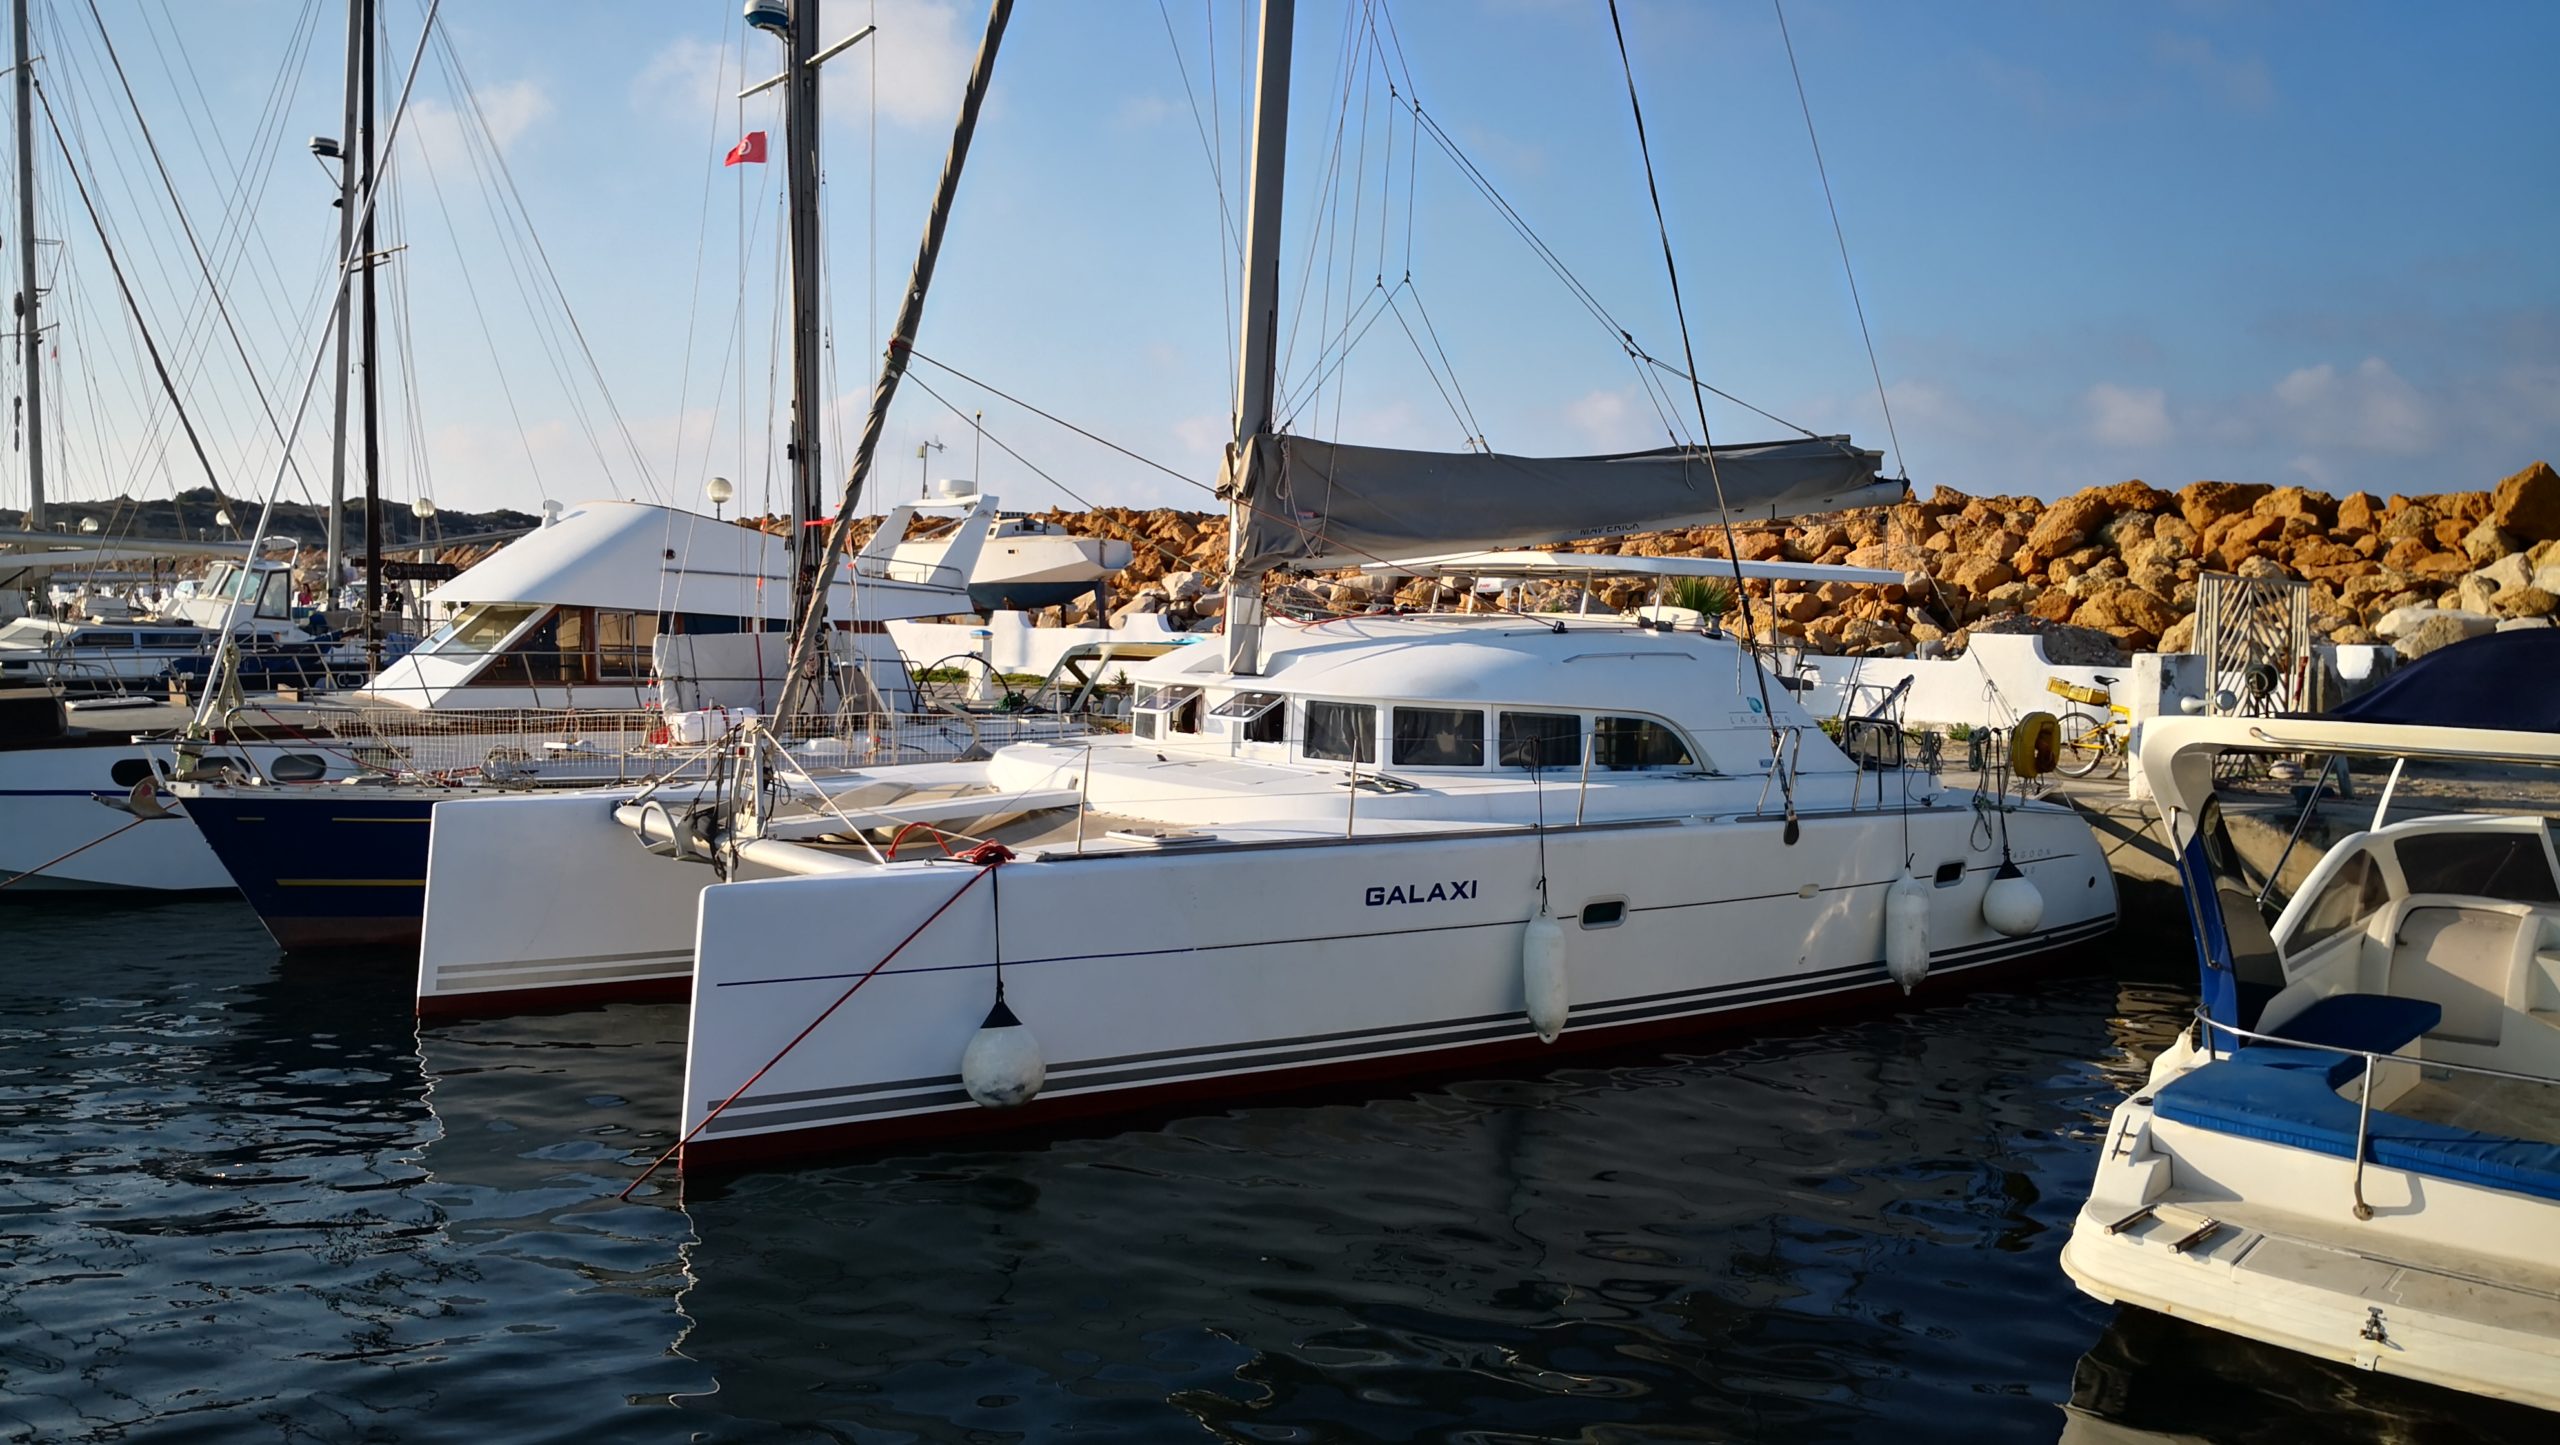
412,0,2117,1169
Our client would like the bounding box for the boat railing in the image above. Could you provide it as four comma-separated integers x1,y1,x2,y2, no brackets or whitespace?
2194,1008,2560,1220
210,704,1104,787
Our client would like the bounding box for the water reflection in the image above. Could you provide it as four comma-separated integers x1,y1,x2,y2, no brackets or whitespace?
6,915,2518,1444
2062,1306,2547,1445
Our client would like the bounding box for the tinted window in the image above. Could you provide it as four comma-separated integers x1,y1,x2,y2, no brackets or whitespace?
1132,711,1159,741
109,758,156,788
1593,716,1694,770
2289,849,2392,955
1392,707,1485,768
1303,701,1376,763
1500,711,1580,769
2398,832,2560,903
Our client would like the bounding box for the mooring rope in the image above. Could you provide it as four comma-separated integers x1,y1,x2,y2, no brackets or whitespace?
619,842,1013,1198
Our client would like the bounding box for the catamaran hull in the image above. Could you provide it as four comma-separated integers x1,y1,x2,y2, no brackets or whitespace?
672,806,2114,1168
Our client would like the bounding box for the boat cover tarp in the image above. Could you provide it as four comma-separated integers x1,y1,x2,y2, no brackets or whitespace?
2315,628,2560,732
1222,432,1898,574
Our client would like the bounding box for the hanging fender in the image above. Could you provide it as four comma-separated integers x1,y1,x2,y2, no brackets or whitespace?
1982,858,2045,938
1884,875,1933,994
1522,911,1569,1043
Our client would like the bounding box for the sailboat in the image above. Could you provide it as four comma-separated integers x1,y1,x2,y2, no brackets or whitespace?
414,0,2115,1166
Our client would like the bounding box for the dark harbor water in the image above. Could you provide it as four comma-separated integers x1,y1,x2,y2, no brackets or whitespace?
0,900,2544,1444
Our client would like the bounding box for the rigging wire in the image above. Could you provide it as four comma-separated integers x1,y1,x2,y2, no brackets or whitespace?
1601,0,1799,840
72,0,320,520
1772,0,1903,480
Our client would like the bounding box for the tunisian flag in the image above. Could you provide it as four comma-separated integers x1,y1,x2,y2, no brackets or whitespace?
724,131,768,166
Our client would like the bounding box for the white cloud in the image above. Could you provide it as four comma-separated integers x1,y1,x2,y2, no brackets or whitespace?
1114,94,1175,131
632,2,974,136
2152,33,2275,111
2085,383,2172,447
2272,356,2433,454
402,79,551,181
1564,387,1639,449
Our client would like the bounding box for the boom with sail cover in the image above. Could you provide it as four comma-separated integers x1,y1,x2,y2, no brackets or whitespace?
1223,432,1895,574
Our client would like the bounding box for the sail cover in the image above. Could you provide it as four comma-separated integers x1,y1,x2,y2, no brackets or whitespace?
1222,432,1897,574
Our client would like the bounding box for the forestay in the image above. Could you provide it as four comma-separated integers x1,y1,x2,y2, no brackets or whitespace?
1223,432,1895,574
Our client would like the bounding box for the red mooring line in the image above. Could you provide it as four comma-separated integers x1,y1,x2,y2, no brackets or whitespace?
620,844,1012,1199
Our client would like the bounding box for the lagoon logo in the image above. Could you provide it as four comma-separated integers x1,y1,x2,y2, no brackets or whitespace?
1366,880,1477,906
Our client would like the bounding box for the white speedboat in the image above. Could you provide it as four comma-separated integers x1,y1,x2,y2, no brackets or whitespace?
887,481,1134,615
2061,629,2560,1412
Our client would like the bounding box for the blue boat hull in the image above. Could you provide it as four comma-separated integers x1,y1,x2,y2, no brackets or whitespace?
181,789,443,952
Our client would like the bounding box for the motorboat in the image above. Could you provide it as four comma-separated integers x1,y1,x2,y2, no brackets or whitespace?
2060,629,2560,1412
887,479,1134,614
0,557,342,697
164,493,996,937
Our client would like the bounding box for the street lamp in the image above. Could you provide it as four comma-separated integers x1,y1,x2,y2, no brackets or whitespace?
78,516,99,534
707,475,734,522
214,508,234,530
411,496,436,520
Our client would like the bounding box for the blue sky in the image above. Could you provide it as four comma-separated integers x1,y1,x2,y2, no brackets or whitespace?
4,0,2554,525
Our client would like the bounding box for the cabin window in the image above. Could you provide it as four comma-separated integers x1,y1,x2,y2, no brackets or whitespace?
1135,684,1203,736
2289,850,2392,956
1593,716,1695,771
545,608,593,684
109,758,154,788
1133,712,1159,740
70,631,134,649
2397,832,2560,903
1303,701,1377,764
1212,691,1288,744
1392,706,1485,768
423,603,541,656
1499,711,1582,770
596,610,661,680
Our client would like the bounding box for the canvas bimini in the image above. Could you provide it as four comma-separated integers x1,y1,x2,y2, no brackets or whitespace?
2062,630,2560,1413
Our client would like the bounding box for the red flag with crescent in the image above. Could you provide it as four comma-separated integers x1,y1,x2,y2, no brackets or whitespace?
724,131,768,166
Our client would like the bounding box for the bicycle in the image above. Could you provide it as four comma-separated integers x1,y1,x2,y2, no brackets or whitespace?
2047,674,2130,779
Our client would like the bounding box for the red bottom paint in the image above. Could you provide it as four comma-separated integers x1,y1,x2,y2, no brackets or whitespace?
417,974,692,1018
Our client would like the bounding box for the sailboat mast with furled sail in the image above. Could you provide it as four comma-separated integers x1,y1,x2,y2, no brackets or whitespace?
412,0,2113,1168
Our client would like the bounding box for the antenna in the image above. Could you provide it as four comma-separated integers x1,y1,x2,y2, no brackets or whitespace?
916,437,945,499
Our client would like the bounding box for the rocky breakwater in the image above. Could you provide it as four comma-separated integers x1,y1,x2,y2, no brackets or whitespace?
827,461,2560,662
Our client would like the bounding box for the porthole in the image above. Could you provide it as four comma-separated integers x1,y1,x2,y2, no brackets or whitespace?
1579,899,1627,929
109,758,154,788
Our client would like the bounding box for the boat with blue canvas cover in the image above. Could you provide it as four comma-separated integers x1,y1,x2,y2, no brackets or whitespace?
2061,629,2560,1412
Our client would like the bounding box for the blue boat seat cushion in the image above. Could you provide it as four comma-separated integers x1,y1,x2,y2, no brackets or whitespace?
2223,993,2443,1086
2157,1055,2560,1205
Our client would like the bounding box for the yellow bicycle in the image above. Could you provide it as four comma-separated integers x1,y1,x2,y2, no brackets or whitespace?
2047,675,2131,779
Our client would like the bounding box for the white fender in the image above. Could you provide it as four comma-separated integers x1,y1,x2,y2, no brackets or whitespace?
1884,875,1933,994
1523,912,1569,1043
1982,860,2045,938
960,996,1046,1109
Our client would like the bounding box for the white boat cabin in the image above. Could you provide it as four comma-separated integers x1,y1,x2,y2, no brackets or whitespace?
356,498,992,713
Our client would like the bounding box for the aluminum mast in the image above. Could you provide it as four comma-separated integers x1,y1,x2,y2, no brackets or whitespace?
1218,0,1295,676
12,0,43,529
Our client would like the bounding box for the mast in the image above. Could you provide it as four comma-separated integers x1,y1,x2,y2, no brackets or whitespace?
1219,0,1294,676
358,0,381,669
324,0,361,590
771,0,1011,723
772,0,825,643
12,0,43,529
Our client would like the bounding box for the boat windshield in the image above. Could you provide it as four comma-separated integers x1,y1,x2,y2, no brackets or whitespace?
416,603,543,656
